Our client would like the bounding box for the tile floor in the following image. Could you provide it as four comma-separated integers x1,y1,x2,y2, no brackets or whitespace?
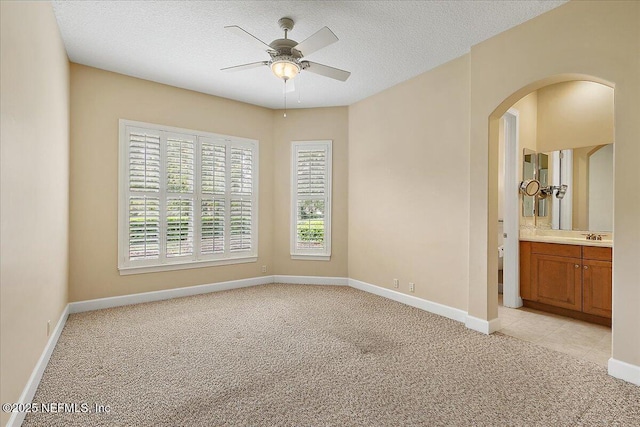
498,294,612,367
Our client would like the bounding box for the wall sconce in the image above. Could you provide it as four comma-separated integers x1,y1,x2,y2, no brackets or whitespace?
540,184,568,199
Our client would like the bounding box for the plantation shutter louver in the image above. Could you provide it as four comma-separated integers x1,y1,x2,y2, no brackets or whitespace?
291,141,332,259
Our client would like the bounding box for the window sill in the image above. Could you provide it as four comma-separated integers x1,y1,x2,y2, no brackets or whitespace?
290,254,331,261
119,256,258,275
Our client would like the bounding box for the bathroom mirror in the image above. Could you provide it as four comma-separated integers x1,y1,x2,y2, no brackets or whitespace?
537,153,549,217
522,149,537,217
541,144,613,231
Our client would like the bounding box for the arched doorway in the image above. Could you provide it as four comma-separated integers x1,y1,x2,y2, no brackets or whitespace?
489,76,614,365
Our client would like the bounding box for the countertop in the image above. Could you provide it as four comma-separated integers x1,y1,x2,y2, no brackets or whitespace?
519,230,613,248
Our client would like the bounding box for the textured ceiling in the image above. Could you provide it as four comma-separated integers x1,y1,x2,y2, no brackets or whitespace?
52,1,566,109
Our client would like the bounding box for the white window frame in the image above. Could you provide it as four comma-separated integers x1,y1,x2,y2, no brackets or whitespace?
118,119,259,275
290,140,332,260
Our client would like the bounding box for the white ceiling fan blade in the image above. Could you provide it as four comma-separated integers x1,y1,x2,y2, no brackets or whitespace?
293,27,338,57
221,61,268,72
225,25,273,52
302,61,351,82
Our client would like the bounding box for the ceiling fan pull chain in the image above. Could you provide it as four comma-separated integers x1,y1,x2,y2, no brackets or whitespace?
283,80,287,117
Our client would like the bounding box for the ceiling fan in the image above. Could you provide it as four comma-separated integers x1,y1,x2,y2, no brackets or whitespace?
221,17,351,83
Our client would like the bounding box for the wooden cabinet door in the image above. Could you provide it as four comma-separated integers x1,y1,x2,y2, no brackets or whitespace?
531,254,582,311
583,259,612,318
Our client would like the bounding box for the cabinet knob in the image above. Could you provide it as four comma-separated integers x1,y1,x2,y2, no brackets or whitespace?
575,264,580,268
584,265,589,270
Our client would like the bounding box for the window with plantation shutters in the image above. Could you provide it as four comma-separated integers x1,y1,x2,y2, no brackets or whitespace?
291,141,332,260
119,120,258,274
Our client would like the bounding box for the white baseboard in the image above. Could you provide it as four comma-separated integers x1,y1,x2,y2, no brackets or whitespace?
273,275,348,286
68,275,274,313
608,358,640,386
348,278,467,323
465,315,502,335
6,305,69,427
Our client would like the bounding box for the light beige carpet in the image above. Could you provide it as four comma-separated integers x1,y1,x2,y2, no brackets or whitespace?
24,284,639,426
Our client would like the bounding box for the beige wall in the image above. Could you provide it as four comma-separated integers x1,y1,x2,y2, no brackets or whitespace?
348,56,470,311
272,108,349,277
69,65,275,301
468,0,640,366
512,92,538,154
537,81,614,152
0,2,70,425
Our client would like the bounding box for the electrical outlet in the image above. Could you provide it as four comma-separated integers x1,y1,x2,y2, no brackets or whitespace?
47,320,51,337
261,265,267,273
409,282,415,292
393,279,399,288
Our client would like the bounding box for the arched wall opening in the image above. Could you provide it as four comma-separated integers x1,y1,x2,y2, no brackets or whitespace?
488,74,615,336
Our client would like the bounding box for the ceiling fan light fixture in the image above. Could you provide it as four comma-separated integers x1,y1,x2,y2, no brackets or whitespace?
271,59,300,81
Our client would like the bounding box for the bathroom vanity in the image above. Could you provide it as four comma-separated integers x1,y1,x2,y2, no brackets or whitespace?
516,140,613,327
519,235,612,326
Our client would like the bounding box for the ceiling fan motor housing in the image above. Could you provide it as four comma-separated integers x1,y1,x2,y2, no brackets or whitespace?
269,38,300,58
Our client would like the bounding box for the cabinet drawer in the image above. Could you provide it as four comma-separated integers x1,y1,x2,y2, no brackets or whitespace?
583,246,612,261
530,242,581,258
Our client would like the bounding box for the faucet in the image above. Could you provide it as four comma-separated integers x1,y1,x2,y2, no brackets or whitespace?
585,233,604,241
